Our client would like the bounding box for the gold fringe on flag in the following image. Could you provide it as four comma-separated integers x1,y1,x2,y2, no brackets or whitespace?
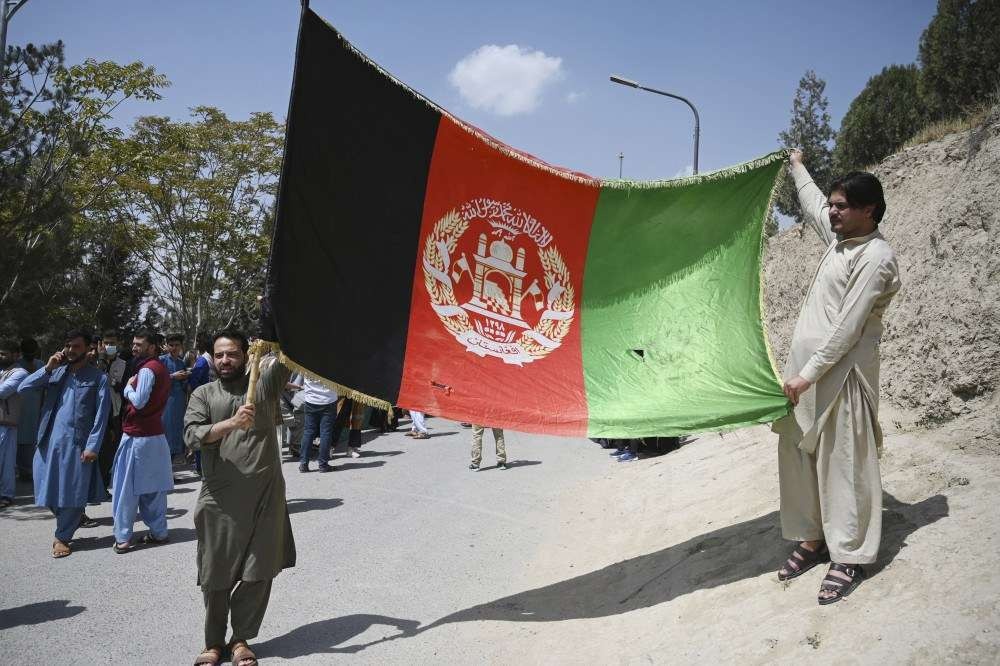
257,339,393,412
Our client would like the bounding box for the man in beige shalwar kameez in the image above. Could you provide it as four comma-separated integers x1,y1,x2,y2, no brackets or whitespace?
772,150,901,604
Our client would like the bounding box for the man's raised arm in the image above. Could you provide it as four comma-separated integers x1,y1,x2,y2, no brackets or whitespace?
789,149,836,246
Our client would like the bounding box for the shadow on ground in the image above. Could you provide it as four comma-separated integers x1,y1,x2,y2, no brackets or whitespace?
279,492,947,655
255,614,421,658
287,497,343,514
332,461,386,471
485,460,540,471
70,527,198,552
0,599,86,631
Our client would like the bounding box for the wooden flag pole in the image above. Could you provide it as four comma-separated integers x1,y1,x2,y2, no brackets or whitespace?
245,340,268,406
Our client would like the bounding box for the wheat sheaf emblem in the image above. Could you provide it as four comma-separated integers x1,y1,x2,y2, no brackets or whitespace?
421,205,575,365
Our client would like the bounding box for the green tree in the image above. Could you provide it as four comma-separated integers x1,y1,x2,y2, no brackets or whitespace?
774,70,835,231
113,107,284,343
0,42,166,339
918,0,1000,120
833,64,927,173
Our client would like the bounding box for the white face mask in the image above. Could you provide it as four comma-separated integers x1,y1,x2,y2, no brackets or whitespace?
105,345,118,357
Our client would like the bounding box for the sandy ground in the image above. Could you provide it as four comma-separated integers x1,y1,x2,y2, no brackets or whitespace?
1,413,997,664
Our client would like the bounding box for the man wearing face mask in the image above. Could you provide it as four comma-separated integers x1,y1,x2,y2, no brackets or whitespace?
97,330,128,491
0,340,30,509
110,330,174,553
17,330,111,558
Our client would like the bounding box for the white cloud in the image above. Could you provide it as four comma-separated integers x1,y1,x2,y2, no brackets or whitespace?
449,44,563,116
673,165,694,178
566,91,583,104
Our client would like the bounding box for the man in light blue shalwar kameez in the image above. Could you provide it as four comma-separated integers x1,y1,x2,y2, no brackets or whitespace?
160,334,190,459
112,331,174,551
18,330,110,558
0,340,30,508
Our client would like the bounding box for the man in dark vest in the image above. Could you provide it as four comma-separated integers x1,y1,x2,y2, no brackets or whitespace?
110,330,175,553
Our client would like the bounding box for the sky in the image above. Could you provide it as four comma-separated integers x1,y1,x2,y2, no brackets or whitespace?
12,0,938,182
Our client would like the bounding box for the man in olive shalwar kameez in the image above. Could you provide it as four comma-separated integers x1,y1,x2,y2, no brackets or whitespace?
184,330,294,666
772,150,901,605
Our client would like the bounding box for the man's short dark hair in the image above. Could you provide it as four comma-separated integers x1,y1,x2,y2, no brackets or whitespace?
19,338,38,359
212,329,249,354
64,329,93,345
133,329,158,345
195,333,212,354
0,339,20,354
102,329,119,340
165,333,185,344
829,171,886,224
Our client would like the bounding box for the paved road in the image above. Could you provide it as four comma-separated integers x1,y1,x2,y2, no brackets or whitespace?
0,418,611,664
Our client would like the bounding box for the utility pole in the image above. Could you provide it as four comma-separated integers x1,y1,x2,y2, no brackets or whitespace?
618,152,624,179
0,0,31,72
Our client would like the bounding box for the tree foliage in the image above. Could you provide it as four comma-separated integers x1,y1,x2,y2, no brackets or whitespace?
112,107,284,343
833,64,927,173
918,0,1000,120
0,42,166,342
774,70,835,231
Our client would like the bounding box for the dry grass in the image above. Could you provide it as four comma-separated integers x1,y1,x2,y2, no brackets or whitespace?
905,90,1000,149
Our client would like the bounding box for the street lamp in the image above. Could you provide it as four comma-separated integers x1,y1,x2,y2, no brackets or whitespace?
0,0,31,71
610,74,700,175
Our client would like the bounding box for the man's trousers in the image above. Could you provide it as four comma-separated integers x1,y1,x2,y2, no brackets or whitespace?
202,579,273,648
778,379,882,565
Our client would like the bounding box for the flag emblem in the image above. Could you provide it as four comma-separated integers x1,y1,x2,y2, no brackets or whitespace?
422,199,575,366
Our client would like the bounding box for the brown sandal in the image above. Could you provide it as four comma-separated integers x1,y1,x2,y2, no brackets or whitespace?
193,646,223,665
777,542,829,581
229,640,258,666
52,539,71,558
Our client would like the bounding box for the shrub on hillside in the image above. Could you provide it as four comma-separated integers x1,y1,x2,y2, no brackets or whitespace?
833,65,927,173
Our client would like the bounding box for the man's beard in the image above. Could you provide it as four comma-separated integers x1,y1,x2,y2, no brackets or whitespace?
218,363,246,380
0,359,13,369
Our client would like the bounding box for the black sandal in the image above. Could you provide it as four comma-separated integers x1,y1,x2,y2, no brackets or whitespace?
113,541,135,554
818,563,864,604
777,542,829,581
141,533,169,545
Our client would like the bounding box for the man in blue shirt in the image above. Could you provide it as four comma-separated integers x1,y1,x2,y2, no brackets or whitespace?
160,333,190,461
18,330,111,558
0,339,30,508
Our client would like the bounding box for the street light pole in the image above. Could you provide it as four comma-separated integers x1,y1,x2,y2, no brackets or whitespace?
610,74,700,174
0,0,30,72
618,151,624,179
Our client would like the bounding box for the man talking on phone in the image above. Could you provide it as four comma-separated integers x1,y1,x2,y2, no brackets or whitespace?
18,330,111,558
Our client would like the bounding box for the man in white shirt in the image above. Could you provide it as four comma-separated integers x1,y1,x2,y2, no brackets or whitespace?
297,377,338,473
773,150,901,605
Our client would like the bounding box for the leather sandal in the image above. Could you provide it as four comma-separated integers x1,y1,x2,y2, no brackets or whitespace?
777,542,829,581
818,563,864,604
193,646,223,665
51,539,71,558
229,640,258,666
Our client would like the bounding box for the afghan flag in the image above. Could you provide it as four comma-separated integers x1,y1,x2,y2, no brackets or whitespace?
264,8,791,437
